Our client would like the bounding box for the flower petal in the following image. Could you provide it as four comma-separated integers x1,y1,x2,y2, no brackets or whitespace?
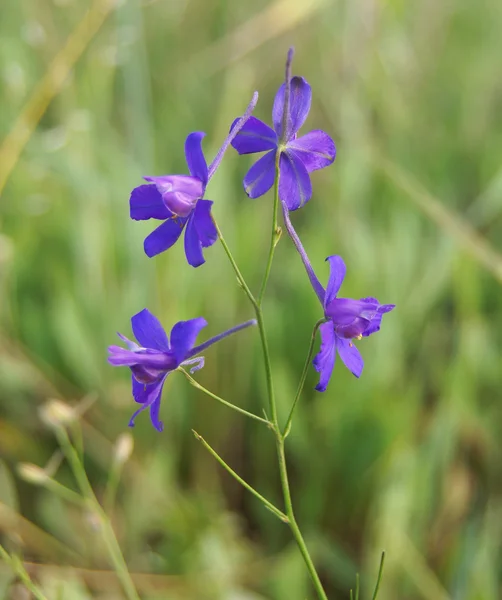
130,185,173,220
313,322,336,392
170,317,207,363
143,217,186,258
243,150,276,198
288,130,336,172
193,200,217,248
272,76,312,140
131,308,170,351
326,298,379,339
325,298,379,325
185,131,208,184
144,175,203,217
336,337,364,378
148,390,165,432
279,150,312,210
324,256,346,308
362,302,395,337
230,116,278,154
117,333,139,350
128,375,166,431
132,375,153,403
184,213,205,267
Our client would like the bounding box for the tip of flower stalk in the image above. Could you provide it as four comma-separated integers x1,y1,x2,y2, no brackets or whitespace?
286,47,295,69
17,463,49,485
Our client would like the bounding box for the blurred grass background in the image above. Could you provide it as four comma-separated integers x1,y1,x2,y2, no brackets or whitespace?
1,0,502,597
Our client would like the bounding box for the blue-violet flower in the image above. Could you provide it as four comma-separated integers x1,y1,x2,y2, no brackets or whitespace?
313,256,395,390
129,92,258,267
108,308,256,431
130,132,217,268
230,76,336,210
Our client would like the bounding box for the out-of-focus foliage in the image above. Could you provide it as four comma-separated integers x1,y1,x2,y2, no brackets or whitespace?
1,0,502,598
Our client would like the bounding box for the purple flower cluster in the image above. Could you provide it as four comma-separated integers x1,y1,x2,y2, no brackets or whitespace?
110,48,395,430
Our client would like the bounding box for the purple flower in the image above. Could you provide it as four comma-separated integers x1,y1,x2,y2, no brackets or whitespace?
130,132,218,268
108,309,256,431
129,93,259,268
313,256,395,390
230,76,336,210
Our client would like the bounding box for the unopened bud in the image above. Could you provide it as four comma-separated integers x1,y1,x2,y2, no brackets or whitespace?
17,463,48,485
114,432,134,464
39,399,75,428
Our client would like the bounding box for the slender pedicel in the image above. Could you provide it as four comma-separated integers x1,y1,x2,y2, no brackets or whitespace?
208,91,259,180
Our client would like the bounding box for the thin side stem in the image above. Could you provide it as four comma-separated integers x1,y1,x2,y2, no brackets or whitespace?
192,430,288,522
55,428,141,600
43,477,87,508
257,151,282,305
211,215,258,309
177,368,271,426
0,545,50,600
283,318,326,438
371,552,386,600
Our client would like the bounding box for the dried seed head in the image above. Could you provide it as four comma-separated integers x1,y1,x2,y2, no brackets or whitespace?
114,432,134,465
17,463,48,485
39,399,75,428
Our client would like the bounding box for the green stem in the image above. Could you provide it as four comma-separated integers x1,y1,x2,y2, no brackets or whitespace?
0,544,50,600
44,477,87,507
276,438,328,599
283,318,326,438
192,430,288,522
177,367,271,426
257,151,281,306
214,225,328,598
103,458,124,516
55,428,141,600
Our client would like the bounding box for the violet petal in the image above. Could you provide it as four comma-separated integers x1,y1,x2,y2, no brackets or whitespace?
128,375,166,430
272,76,312,140
131,308,170,351
279,150,312,210
143,217,186,258
230,116,278,154
336,337,364,378
170,317,207,363
193,200,218,248
243,150,276,198
324,255,346,309
144,175,203,217
185,131,208,185
130,185,173,220
313,322,336,392
288,129,336,172
184,213,205,267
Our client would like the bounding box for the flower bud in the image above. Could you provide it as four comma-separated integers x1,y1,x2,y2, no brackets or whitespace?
39,399,75,428
114,432,134,465
17,463,48,485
